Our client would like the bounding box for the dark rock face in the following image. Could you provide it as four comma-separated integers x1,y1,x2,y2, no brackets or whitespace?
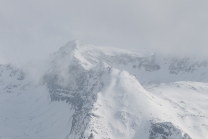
88,133,94,139
17,70,26,80
149,122,191,139
0,64,26,93
135,55,160,72
43,62,111,138
168,58,206,74
112,55,161,72
0,64,26,80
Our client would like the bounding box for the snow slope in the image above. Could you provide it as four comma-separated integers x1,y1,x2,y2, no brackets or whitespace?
0,40,207,139
0,65,74,139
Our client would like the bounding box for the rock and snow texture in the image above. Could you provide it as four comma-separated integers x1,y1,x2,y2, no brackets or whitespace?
0,40,208,139
149,122,191,139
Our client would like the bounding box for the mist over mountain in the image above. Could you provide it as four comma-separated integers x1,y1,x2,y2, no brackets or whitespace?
0,40,207,139
1,1,208,65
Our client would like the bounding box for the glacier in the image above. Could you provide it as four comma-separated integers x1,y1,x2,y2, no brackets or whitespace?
0,40,207,139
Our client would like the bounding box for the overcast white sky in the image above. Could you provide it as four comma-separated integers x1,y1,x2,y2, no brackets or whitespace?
1,0,208,65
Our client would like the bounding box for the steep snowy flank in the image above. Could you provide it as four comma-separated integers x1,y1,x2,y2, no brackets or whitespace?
0,40,208,139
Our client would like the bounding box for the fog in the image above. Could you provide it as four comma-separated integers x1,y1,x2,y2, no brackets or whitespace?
1,0,208,65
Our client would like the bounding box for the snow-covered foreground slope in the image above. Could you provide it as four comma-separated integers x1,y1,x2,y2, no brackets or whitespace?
147,82,208,139
0,40,208,139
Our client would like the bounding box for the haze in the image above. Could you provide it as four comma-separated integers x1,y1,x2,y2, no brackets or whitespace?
1,0,208,65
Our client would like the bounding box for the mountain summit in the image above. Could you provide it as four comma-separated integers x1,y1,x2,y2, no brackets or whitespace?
0,41,207,139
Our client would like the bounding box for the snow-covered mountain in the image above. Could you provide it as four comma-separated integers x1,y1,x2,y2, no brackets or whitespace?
0,40,208,139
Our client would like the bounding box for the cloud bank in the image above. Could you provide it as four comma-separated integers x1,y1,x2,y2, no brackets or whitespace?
1,0,208,65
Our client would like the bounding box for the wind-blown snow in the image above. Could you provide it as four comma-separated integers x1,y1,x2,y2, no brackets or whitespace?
0,40,207,139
